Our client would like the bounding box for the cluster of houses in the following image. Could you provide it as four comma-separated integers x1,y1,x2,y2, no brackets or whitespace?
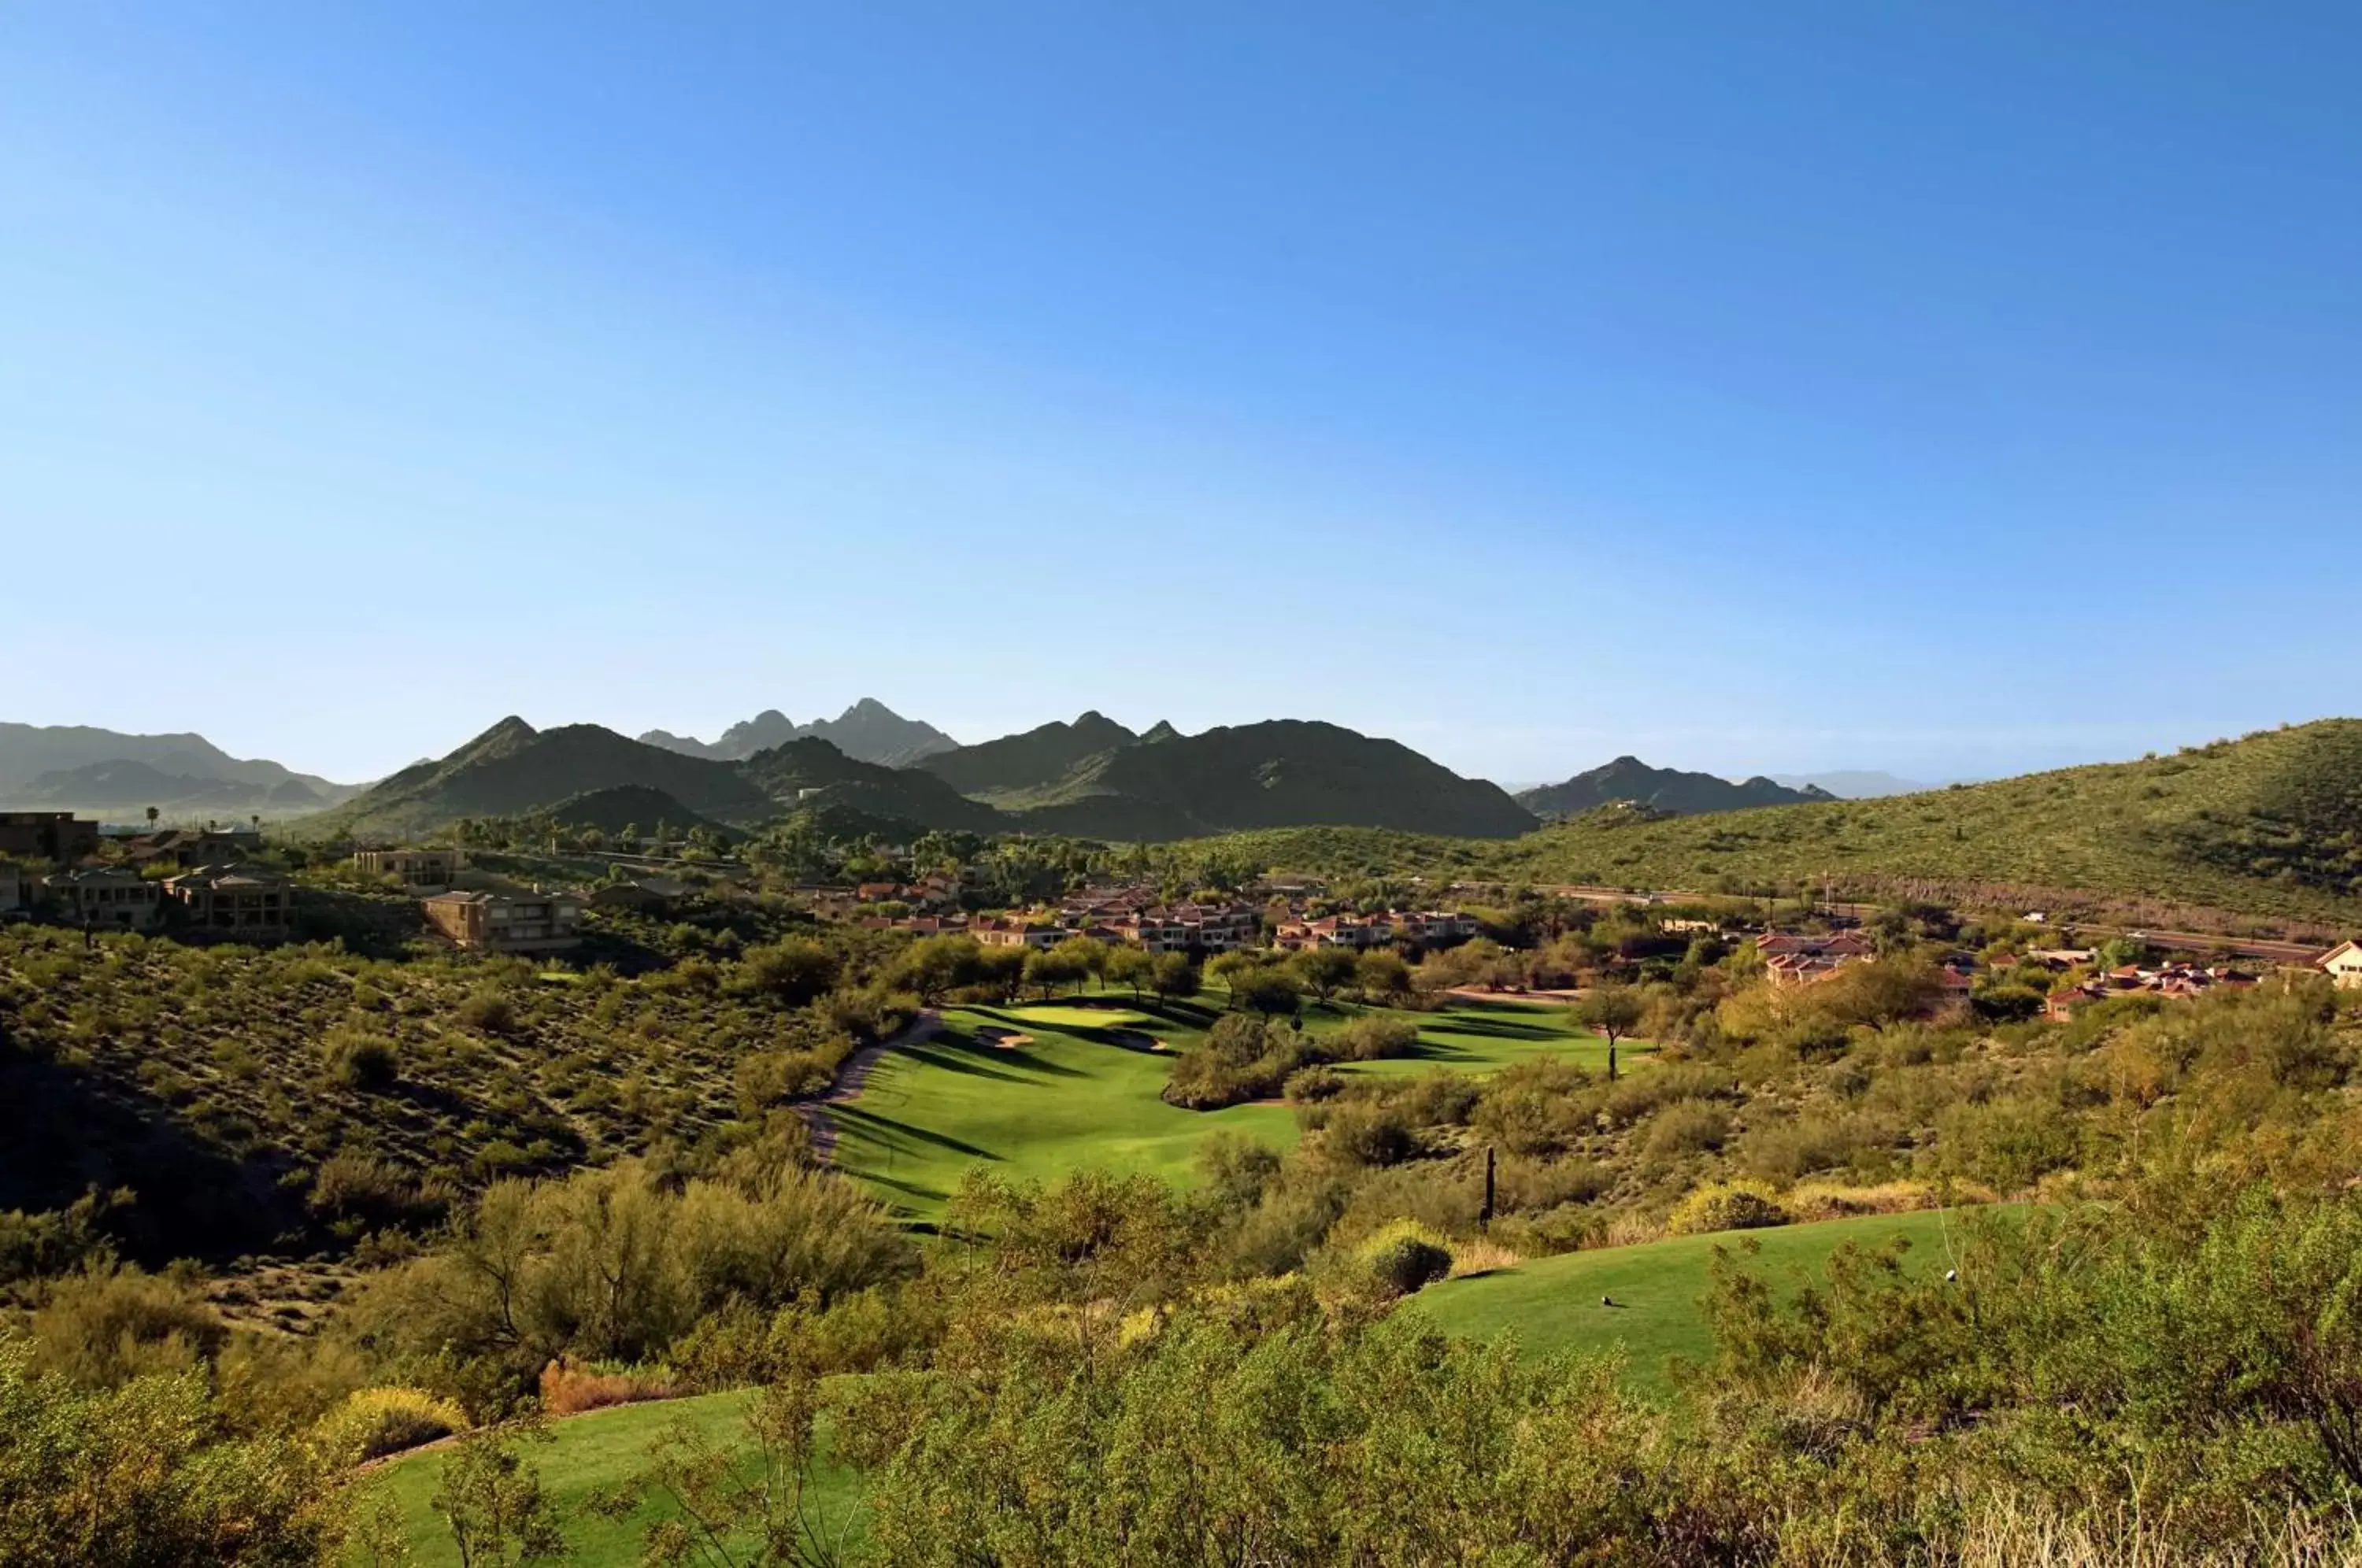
1758,929,1877,987
1273,909,1483,951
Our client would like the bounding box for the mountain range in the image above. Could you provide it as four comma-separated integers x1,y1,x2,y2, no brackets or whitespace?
1516,757,1834,820
304,710,1538,844
639,700,957,767
0,723,361,819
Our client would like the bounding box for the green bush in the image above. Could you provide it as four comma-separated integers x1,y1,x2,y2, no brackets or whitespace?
1665,1179,1790,1236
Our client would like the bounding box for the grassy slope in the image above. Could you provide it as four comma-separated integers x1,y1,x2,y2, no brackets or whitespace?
1408,1208,1975,1386
1193,720,2362,926
362,1392,867,1568
834,993,1646,1221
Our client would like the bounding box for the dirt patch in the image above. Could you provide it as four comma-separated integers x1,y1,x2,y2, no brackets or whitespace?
976,1026,1036,1050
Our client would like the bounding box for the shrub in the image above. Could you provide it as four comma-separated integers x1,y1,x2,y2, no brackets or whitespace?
455,989,518,1035
538,1357,673,1417
1327,1016,1419,1062
1642,1099,1731,1158
1357,1222,1453,1299
322,1028,398,1090
314,1385,468,1462
1665,1179,1790,1236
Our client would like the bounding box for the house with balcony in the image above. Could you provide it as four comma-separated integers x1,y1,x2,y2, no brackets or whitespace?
42,865,163,930
163,863,292,940
354,848,461,891
421,888,582,953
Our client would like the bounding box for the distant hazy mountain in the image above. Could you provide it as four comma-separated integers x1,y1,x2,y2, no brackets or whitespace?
0,722,356,815
639,700,956,767
1768,771,1945,799
1517,757,1834,819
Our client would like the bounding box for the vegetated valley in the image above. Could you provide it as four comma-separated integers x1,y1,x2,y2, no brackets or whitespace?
6,719,2362,1564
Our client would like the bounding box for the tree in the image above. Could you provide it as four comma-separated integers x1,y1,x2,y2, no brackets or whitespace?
1104,944,1154,1003
1150,951,1198,1004
1231,967,1303,1018
1575,983,1645,1080
1356,949,1413,1005
431,1423,566,1567
1287,946,1358,1006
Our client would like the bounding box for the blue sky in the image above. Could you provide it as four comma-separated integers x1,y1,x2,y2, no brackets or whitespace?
4,3,2356,787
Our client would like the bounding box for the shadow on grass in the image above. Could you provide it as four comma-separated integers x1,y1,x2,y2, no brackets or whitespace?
831,1104,1000,1160
1426,1015,1563,1041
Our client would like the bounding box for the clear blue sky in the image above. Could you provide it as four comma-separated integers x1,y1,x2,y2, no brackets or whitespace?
5,3,2356,787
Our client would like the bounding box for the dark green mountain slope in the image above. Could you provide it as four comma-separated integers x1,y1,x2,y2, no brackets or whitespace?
917,711,1139,799
1009,719,1537,840
738,739,1001,832
304,719,777,840
1517,757,1834,819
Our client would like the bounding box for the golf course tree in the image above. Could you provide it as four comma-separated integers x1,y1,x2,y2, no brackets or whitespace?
1575,982,1645,1080
1287,944,1359,1005
1102,941,1155,1000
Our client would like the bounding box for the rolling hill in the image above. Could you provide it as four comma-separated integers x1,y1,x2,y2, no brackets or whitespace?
1517,757,1832,819
0,721,357,815
1186,720,2362,926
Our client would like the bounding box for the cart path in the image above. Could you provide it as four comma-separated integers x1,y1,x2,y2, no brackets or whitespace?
801,1008,942,1163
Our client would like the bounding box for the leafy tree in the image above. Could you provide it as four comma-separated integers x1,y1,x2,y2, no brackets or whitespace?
1149,951,1198,1004
1103,943,1154,1002
1287,945,1358,1005
431,1422,566,1567
1574,982,1644,1080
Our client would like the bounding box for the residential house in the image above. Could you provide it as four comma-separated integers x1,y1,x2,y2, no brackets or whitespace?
0,812,102,866
1759,930,1874,988
42,865,163,930
971,915,1067,950
163,863,292,940
124,827,262,869
354,848,461,891
2318,940,2362,991
587,875,692,912
421,889,583,953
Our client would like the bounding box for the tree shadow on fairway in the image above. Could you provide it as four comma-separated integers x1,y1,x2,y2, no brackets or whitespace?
831,1104,1000,1161
1429,1015,1563,1041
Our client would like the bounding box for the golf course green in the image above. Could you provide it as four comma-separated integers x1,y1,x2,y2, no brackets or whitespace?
359,1389,865,1568
1409,1207,1986,1385
831,992,1646,1221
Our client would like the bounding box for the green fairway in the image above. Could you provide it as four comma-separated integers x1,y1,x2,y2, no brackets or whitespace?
834,992,1643,1221
358,1391,865,1567
1408,1207,1985,1386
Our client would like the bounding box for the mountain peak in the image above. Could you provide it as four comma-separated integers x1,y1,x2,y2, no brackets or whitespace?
1518,757,1826,820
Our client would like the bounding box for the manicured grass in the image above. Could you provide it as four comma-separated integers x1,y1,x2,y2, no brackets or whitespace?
1407,1207,1984,1387
835,992,1645,1222
358,1391,865,1567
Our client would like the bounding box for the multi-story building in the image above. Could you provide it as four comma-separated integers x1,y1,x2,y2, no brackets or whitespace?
421,889,582,953
971,915,1067,950
163,864,292,940
353,848,461,890
41,865,164,930
0,812,102,866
